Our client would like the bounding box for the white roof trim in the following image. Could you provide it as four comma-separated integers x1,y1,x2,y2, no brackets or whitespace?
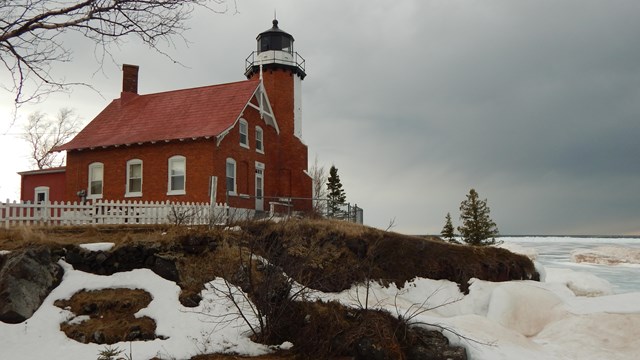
215,81,280,146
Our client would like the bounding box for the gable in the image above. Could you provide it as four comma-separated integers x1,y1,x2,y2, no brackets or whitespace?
56,79,269,151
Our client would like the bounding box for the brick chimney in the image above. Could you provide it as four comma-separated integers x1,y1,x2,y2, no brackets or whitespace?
121,64,139,102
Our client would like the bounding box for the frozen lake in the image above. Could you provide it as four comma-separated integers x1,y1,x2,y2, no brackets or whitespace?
501,236,640,294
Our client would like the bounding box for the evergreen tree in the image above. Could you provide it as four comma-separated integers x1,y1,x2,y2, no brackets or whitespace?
457,189,499,246
326,165,346,217
441,212,458,243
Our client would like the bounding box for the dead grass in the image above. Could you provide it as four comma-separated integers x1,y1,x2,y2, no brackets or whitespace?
54,288,158,344
3,218,535,359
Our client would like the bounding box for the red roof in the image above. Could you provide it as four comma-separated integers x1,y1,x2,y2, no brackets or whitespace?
56,79,261,151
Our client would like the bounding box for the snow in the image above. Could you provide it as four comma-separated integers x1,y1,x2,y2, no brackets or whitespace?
572,246,640,265
0,261,270,360
309,273,640,360
545,267,613,296
2,241,640,360
78,242,115,252
0,250,10,255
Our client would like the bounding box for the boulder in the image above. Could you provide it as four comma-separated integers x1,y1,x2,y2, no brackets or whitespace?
407,327,467,360
0,248,63,323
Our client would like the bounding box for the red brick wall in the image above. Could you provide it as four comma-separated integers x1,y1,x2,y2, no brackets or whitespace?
20,171,66,202
65,139,216,203
252,68,313,210
62,70,311,211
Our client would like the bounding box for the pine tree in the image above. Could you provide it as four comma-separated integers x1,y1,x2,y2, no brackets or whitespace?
441,212,458,243
326,165,346,217
457,189,499,246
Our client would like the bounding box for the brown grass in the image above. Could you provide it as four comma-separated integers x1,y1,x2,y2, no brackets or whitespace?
3,218,535,359
54,288,158,344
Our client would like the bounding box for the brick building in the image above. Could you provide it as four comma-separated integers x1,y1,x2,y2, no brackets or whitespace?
20,20,312,213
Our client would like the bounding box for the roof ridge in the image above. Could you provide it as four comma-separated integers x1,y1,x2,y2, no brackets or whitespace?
135,78,260,98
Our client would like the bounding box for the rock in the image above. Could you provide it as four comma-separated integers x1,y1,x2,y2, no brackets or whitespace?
81,303,98,315
407,327,467,360
179,234,218,254
179,292,202,308
93,330,105,344
151,254,180,282
355,337,389,360
126,325,142,341
0,248,63,324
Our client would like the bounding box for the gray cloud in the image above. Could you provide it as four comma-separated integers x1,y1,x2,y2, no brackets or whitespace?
2,0,639,235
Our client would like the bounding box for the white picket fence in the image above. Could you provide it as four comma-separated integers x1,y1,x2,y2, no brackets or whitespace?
0,199,230,228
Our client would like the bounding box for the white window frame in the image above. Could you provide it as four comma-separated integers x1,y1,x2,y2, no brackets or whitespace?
255,125,264,153
239,118,249,149
226,158,237,195
88,162,104,199
125,159,143,197
34,186,49,204
167,155,186,195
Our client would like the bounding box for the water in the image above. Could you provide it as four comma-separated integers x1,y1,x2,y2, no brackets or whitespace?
500,236,640,294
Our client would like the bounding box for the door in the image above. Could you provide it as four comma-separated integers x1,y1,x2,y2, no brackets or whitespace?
255,168,264,211
34,186,49,219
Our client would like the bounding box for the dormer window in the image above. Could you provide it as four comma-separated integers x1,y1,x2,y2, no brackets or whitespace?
239,119,249,148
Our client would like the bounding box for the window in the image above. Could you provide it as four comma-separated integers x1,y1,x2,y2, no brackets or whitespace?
34,186,49,204
256,126,264,153
168,156,186,195
88,162,104,199
239,119,249,148
226,158,236,194
126,159,143,197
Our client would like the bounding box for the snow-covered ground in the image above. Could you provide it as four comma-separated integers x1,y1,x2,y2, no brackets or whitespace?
1,238,640,359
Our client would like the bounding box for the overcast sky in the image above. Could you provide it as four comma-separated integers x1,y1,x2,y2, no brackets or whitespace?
2,0,639,235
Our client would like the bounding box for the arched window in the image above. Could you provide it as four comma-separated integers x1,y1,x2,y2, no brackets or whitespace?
226,158,236,194
168,155,186,195
88,162,104,199
255,126,264,153
126,159,143,197
239,118,249,148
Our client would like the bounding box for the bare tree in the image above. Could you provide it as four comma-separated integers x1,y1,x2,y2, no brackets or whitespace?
0,0,234,108
309,155,327,215
22,108,80,169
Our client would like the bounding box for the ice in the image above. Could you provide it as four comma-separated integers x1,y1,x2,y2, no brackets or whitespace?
486,282,565,336
572,246,640,265
545,267,613,296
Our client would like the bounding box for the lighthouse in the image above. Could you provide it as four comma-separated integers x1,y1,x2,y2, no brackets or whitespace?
245,19,305,139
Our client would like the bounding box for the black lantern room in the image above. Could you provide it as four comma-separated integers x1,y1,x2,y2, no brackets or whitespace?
245,19,306,80
257,19,294,54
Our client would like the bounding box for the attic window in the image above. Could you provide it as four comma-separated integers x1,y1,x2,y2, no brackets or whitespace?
239,119,249,148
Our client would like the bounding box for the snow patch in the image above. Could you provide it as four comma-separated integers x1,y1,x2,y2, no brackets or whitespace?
486,282,565,336
78,242,115,252
0,250,10,255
